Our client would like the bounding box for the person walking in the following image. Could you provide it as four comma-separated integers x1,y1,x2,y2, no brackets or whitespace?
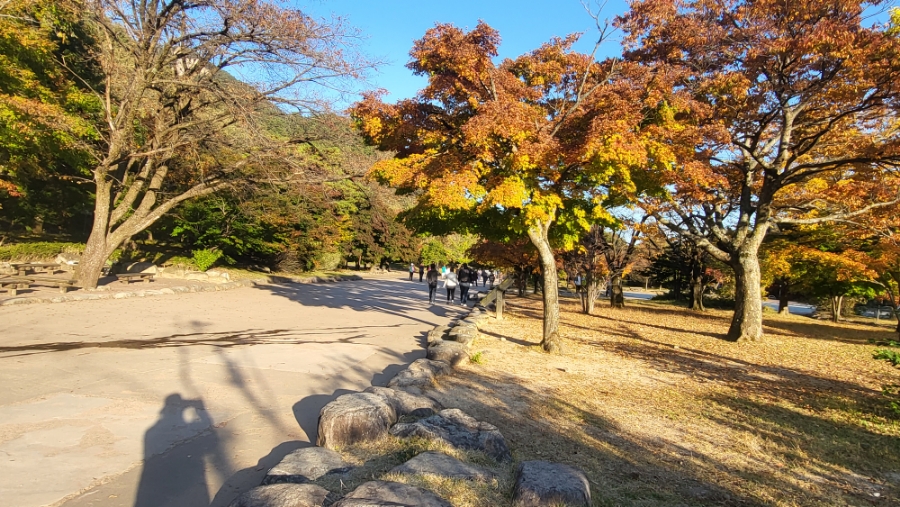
444,265,458,304
489,270,496,287
481,268,489,287
426,264,440,304
458,263,472,305
409,262,415,281
418,263,425,282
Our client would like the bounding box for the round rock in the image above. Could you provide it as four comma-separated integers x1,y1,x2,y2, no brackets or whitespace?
426,340,468,367
511,461,591,507
363,386,442,417
263,447,351,485
390,408,512,462
332,480,451,507
390,451,495,482
228,483,335,507
386,359,452,391
427,325,450,344
316,393,396,449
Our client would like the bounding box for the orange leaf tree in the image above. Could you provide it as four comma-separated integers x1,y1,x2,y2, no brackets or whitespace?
351,22,679,352
619,0,900,341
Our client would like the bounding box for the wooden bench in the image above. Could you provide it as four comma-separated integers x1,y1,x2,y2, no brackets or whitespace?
11,262,61,276
115,272,155,284
0,276,78,295
0,276,32,296
28,276,79,293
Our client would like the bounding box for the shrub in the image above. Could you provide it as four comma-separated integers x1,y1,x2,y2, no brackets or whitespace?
191,249,222,272
469,351,485,364
0,242,84,262
162,256,196,269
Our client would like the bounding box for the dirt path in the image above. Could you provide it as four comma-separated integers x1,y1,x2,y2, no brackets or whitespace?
0,277,463,507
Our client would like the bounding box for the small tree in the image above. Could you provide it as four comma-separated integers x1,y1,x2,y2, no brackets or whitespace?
562,226,609,314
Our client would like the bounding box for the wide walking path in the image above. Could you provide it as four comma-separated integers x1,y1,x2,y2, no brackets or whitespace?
0,276,462,507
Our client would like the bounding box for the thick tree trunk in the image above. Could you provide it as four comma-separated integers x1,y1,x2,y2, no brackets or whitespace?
527,221,561,353
727,251,764,342
689,276,705,311
609,273,625,308
77,181,114,289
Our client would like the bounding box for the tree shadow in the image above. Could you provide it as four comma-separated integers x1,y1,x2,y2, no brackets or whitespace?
761,317,898,345
253,279,467,326
426,360,899,506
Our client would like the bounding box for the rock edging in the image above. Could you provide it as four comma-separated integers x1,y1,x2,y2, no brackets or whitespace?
0,279,256,306
231,303,592,507
0,273,366,307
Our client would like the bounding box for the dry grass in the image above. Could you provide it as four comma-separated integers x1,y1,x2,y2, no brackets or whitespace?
421,295,900,507
314,435,513,506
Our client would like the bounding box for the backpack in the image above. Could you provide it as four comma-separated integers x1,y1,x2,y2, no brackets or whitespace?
458,268,470,283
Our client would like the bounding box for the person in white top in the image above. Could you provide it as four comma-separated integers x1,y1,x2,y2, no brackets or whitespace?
444,265,459,304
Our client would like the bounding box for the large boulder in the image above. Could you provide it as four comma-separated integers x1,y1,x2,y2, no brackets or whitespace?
331,481,451,507
426,340,468,367
447,326,478,345
363,386,442,418
427,325,450,344
122,262,157,274
228,483,336,507
390,451,494,482
390,409,512,463
55,252,80,267
263,447,351,485
316,393,396,449
511,461,591,507
386,359,452,391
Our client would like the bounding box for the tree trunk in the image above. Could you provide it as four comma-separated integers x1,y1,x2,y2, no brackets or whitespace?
580,276,598,314
527,220,561,353
77,181,114,289
830,295,843,323
727,251,764,342
609,273,625,308
689,275,705,311
894,309,900,338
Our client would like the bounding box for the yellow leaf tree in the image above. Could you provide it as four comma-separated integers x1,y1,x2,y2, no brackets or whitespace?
351,22,679,352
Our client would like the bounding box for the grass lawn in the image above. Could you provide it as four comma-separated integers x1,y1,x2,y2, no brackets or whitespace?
421,294,900,506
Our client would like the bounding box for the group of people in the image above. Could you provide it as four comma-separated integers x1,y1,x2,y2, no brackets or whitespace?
409,262,499,305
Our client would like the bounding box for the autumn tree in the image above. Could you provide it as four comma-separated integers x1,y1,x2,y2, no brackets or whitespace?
469,238,539,296
620,0,900,341
0,0,102,233
352,22,678,352
67,0,372,287
562,226,610,314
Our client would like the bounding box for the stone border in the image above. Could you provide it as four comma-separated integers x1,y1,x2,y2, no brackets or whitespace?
231,301,592,506
0,279,257,306
0,274,366,307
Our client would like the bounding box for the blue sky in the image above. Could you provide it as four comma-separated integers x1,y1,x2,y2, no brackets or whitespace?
301,0,631,107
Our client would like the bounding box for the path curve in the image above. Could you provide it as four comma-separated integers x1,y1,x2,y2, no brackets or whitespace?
0,277,463,507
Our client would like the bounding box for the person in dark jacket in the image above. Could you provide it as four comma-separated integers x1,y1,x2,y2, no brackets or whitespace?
458,263,472,305
425,264,440,304
418,263,425,282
